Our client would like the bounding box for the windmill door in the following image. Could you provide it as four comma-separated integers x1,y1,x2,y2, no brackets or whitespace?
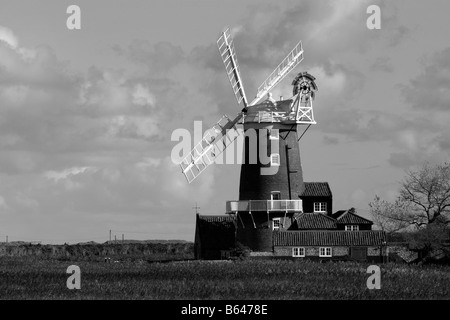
270,191,281,210
350,247,367,261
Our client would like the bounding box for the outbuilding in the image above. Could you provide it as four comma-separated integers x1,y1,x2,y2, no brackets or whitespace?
273,230,387,262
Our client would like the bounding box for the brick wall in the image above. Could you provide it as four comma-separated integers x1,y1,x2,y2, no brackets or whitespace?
367,246,388,256
306,247,318,256
274,247,291,256
333,247,348,256
239,126,305,201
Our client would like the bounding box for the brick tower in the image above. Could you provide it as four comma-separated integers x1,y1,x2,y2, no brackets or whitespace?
231,73,317,251
179,28,317,251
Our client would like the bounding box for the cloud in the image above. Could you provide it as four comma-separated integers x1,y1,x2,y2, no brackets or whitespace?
401,47,450,111
0,26,18,49
45,167,95,182
377,46,450,167
0,195,7,209
387,128,448,168
226,1,372,88
0,40,73,89
107,115,160,140
0,23,218,237
371,57,394,73
438,137,450,152
387,25,411,47
388,153,419,168
350,188,368,207
323,135,339,145
115,41,184,75
132,83,156,107
319,108,405,141
315,102,450,169
135,157,161,169
0,1,442,241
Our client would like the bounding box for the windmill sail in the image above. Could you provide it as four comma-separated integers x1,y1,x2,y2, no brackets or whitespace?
180,113,243,183
179,28,307,183
217,28,248,108
250,41,304,106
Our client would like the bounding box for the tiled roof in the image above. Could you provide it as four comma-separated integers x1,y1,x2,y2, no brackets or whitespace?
301,182,332,197
273,230,386,246
336,211,373,225
294,213,337,229
332,210,347,219
196,215,236,249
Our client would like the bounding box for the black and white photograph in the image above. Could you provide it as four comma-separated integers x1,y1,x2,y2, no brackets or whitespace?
0,0,449,310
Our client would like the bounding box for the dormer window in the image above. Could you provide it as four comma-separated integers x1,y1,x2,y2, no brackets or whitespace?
314,202,327,213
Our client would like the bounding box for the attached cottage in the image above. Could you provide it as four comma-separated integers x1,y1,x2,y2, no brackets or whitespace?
273,207,386,262
194,182,387,262
273,230,386,262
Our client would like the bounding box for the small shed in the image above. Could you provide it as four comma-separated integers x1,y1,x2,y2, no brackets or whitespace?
194,214,236,260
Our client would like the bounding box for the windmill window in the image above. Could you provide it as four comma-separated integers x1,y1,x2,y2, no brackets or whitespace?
314,202,327,213
269,129,279,140
271,191,281,201
292,247,305,257
345,225,359,231
270,154,280,166
273,218,281,230
319,247,332,257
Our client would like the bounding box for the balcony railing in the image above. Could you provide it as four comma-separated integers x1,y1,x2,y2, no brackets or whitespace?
239,111,316,124
226,200,302,213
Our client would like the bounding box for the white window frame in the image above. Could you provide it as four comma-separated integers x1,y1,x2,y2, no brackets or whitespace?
345,225,359,231
292,247,305,257
319,247,332,257
314,202,327,213
270,153,280,166
269,129,279,140
273,218,281,230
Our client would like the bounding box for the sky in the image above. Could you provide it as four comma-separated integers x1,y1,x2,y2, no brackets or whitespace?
0,0,449,243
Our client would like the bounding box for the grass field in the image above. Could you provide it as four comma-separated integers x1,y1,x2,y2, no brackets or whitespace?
1,257,449,299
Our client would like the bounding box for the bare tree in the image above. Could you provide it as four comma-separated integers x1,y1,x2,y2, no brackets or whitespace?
369,162,450,262
368,196,411,233
399,162,450,227
370,162,450,231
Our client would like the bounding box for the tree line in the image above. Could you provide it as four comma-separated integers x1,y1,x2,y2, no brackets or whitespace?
369,162,450,262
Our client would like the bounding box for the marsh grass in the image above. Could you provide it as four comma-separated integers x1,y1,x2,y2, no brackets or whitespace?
0,257,449,299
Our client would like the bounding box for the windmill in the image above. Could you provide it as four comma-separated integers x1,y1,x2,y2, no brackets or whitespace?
180,28,318,251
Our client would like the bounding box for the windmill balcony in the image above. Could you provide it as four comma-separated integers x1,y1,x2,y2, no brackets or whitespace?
240,110,316,125
226,200,302,214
